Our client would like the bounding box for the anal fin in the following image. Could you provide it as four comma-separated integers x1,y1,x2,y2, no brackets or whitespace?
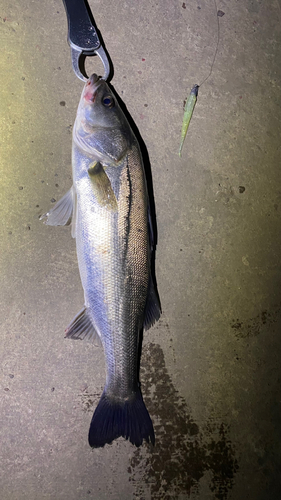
65,307,101,345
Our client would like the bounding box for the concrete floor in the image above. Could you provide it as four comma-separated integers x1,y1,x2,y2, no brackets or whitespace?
1,0,281,498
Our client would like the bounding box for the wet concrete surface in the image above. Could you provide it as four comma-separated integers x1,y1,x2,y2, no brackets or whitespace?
1,0,281,498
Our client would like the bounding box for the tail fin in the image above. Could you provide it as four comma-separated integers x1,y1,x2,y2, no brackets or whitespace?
88,388,155,448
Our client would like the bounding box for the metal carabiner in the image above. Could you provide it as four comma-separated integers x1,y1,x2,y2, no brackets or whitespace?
62,0,111,82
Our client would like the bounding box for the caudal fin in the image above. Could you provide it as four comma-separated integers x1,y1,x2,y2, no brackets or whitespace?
88,388,155,448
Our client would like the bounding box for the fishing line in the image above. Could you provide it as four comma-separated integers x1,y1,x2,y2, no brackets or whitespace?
179,0,221,156
198,0,220,87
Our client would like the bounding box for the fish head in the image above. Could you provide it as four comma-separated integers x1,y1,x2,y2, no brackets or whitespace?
74,74,133,165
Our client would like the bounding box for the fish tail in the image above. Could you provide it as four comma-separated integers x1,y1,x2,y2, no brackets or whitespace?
88,388,155,448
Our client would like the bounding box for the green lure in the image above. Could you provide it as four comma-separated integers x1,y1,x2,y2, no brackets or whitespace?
179,84,199,157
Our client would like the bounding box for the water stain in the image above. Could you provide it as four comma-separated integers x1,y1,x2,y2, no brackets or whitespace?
129,343,239,499
231,305,279,338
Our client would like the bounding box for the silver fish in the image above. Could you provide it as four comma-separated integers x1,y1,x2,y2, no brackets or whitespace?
41,74,161,447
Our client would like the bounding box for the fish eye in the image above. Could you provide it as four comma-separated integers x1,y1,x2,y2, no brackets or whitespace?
102,95,115,108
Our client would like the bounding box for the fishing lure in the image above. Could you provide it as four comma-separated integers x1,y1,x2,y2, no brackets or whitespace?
179,84,199,157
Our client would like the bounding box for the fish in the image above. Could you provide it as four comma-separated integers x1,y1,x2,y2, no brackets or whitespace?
179,84,199,157
41,74,161,448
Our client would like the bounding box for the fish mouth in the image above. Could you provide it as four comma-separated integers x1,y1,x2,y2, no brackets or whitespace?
83,74,102,103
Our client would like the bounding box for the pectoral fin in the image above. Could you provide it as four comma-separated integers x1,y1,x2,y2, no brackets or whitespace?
88,162,118,211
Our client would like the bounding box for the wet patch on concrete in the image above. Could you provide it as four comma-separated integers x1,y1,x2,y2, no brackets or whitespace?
129,343,239,499
231,305,279,338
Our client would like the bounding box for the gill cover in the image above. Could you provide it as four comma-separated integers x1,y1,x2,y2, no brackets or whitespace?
74,74,132,164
